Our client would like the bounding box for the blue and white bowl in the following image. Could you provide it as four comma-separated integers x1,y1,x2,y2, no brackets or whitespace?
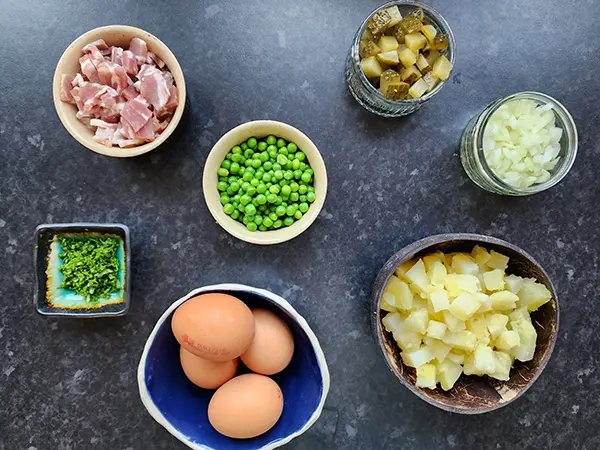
138,284,330,450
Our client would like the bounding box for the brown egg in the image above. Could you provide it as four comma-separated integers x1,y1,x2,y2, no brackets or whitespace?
179,347,238,389
241,309,295,375
208,374,284,439
172,293,255,362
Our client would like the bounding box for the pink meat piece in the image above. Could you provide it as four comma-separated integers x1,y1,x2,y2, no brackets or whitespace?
71,73,85,87
97,61,129,93
78,82,108,110
156,119,169,133
146,51,165,68
70,86,84,110
83,39,108,52
120,117,136,139
139,65,170,110
129,38,148,65
101,46,113,57
120,95,153,132
162,71,174,89
162,85,178,114
121,50,138,76
60,74,75,102
133,116,158,141
111,47,123,65
112,127,145,147
83,44,105,62
90,119,118,147
121,85,139,101
79,54,100,83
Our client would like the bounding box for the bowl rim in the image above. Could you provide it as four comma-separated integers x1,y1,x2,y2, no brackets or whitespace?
52,24,186,158
137,283,331,450
371,233,560,414
203,120,328,245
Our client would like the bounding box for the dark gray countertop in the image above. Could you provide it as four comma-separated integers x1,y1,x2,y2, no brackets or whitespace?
1,0,599,449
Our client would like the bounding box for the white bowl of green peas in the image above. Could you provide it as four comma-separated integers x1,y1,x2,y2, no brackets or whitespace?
203,120,328,245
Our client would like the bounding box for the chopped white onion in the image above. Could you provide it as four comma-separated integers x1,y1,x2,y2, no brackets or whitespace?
483,99,562,188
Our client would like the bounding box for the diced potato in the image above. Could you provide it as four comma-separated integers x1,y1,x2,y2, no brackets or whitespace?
483,269,505,291
487,250,510,270
416,54,431,74
426,339,451,362
402,346,434,368
382,312,404,335
429,261,447,287
423,253,442,271
381,293,397,312
473,345,496,374
405,259,429,294
436,359,463,391
443,331,476,352
377,50,400,65
378,36,400,52
504,274,524,294
385,275,413,310
395,329,423,352
416,363,437,389
444,274,480,297
510,320,537,362
449,293,481,321
517,278,552,312
452,254,479,275
381,82,410,100
367,10,392,37
490,291,519,310
408,78,429,98
395,259,416,280
420,24,437,45
398,47,417,68
475,293,492,313
462,353,482,375
426,320,447,339
432,54,453,81
405,308,429,334
496,330,521,350
446,351,465,365
429,290,450,312
471,245,491,267
490,351,512,381
509,307,531,324
443,310,466,332
359,40,382,59
384,6,403,28
400,65,422,84
486,313,509,339
466,314,488,339
405,32,427,52
361,56,383,78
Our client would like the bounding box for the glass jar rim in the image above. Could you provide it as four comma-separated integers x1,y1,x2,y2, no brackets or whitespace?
474,91,578,194
351,0,456,105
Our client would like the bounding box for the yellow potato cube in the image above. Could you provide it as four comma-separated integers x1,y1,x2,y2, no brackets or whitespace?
466,314,488,339
361,56,383,78
517,278,552,312
432,54,453,81
475,293,492,313
442,310,466,332
416,363,437,389
443,331,477,352
377,50,400,65
377,36,400,52
405,308,429,334
490,291,519,310
429,290,450,312
473,345,496,374
395,330,423,352
483,269,505,291
382,312,404,335
510,320,537,362
426,320,447,339
504,274,524,294
401,346,435,368
385,275,413,310
449,293,481,321
486,250,510,270
429,261,447,288
381,293,397,312
420,24,437,45
496,330,521,350
444,274,480,297
446,351,465,365
490,351,512,381
405,32,427,52
425,339,452,362
398,47,417,68
509,307,531,324
423,253,443,271
395,259,416,279
436,359,463,391
408,78,429,98
462,353,482,375
405,259,429,294
471,245,491,267
451,254,479,275
486,313,508,339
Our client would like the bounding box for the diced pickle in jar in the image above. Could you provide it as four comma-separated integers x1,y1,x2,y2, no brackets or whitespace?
433,34,449,51
400,16,422,34
367,10,392,37
382,82,410,100
401,65,423,85
379,69,402,93
359,40,381,58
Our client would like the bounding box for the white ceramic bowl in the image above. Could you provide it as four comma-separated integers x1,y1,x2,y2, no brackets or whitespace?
203,121,327,245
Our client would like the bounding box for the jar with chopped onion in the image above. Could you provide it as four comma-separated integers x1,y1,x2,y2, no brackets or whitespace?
460,92,577,196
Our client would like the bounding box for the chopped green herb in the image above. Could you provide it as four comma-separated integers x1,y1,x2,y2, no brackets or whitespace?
58,237,121,302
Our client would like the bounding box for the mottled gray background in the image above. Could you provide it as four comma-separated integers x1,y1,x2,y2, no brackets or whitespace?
1,0,599,449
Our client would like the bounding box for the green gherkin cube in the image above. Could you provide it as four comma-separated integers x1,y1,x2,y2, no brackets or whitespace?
382,82,410,100
400,16,422,34
367,10,392,36
407,8,425,21
434,34,449,51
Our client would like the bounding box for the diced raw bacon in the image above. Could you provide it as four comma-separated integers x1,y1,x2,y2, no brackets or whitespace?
164,85,178,112
120,95,153,132
112,127,145,147
120,117,136,139
97,61,129,92
84,44,105,62
121,50,138,75
83,39,108,51
71,73,85,87
100,46,113,57
121,85,139,101
147,51,165,68
90,119,118,146
60,74,75,103
70,86,84,110
79,54,100,83
78,82,108,112
133,116,158,141
129,38,148,64
137,64,155,79
162,71,174,89
139,65,170,110
156,119,170,133
111,46,123,65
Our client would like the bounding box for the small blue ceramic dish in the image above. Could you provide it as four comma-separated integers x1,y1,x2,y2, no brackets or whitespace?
138,284,330,450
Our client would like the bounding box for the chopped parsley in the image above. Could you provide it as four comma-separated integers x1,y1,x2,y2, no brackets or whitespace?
58,237,121,302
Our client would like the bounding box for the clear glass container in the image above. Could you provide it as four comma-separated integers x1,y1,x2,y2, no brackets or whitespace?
460,92,578,196
345,1,456,117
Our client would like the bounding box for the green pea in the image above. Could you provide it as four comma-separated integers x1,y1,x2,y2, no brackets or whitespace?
276,205,286,216
250,159,260,169
221,159,232,169
267,144,277,153
298,185,308,194
290,192,299,202
258,204,267,212
254,215,263,225
294,170,302,179
241,143,249,151
299,162,307,171
295,151,305,161
277,138,286,148
241,172,252,182
242,214,250,225
290,182,299,192
223,203,235,215
226,187,234,196
283,217,294,226
273,220,283,229
266,135,276,145
294,210,303,220
218,176,227,183
255,194,267,205
245,204,257,216
238,167,246,175
262,173,272,183
232,146,242,154
217,181,228,192
269,212,278,221
286,205,296,216
263,217,273,228
220,195,230,205
305,168,314,176
249,179,259,187
271,170,282,180
239,195,251,205
269,185,280,194
246,222,257,231
273,163,282,171
299,202,309,213
244,149,253,158
287,143,298,153
244,159,252,167
266,182,272,188
278,147,288,156
230,182,240,192
307,192,316,203
259,224,267,231
230,153,241,163
259,152,269,162
263,161,273,171
280,180,289,186
301,172,312,183
247,137,257,148
246,187,256,197
231,209,240,220
280,201,287,208
280,185,291,197
226,153,232,160
256,169,264,178
229,163,239,174
258,141,267,151
299,194,307,202
277,154,288,165
257,183,267,194
292,159,300,170
233,194,241,202
284,170,294,180
308,186,315,193
267,193,278,203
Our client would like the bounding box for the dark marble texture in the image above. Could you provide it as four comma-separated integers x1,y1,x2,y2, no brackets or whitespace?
1,0,599,449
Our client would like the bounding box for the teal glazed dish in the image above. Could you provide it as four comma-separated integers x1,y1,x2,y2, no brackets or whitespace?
34,223,131,317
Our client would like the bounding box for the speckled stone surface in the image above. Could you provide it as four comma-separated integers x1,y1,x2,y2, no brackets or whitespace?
1,0,599,449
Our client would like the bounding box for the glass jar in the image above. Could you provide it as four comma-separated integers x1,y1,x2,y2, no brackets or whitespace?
345,1,456,117
460,92,578,196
